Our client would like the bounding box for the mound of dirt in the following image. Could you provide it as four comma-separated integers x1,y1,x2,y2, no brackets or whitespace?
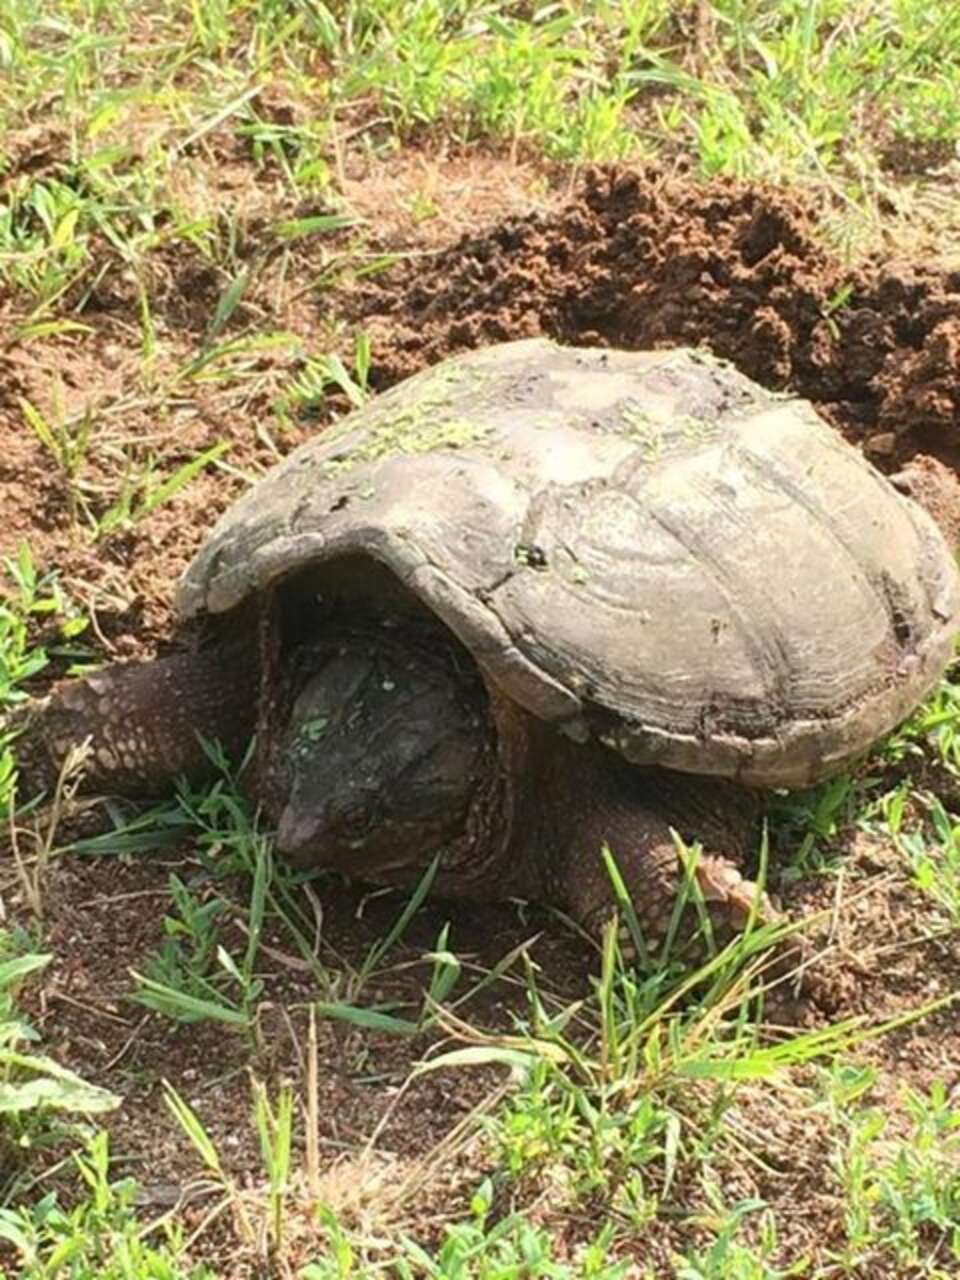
348,168,960,461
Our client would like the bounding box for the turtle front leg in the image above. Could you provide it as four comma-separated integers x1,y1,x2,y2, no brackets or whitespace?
12,646,258,801
547,750,772,957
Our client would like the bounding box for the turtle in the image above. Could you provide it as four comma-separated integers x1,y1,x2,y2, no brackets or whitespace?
16,339,960,948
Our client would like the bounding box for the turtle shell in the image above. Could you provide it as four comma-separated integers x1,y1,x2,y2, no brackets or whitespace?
177,339,960,788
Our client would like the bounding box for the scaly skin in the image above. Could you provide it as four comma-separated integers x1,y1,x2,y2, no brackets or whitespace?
508,716,766,948
13,643,258,797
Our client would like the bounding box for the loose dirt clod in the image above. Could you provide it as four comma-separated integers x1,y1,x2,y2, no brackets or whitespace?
347,168,960,460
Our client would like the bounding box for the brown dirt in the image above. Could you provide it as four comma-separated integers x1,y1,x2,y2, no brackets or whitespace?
3,161,960,1277
344,167,960,464
0,143,557,656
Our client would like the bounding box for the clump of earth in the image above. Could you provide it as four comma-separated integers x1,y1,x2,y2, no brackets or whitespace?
347,167,960,464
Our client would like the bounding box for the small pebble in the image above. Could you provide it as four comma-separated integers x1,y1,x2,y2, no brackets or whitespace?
866,431,897,455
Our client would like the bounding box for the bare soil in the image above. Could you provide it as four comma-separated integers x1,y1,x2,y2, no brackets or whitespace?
346,167,960,463
3,157,960,1277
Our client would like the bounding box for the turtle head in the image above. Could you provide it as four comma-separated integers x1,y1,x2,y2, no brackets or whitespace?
275,638,488,875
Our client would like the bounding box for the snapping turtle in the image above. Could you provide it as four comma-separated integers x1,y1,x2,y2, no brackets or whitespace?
18,340,960,944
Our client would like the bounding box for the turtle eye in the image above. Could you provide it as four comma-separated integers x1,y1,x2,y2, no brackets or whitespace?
335,802,377,841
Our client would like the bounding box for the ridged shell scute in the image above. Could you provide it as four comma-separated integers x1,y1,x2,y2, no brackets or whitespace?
177,340,960,788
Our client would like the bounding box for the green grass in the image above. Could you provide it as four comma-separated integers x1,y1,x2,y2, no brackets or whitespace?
0,1131,214,1279
21,389,231,538
0,0,956,315
26,745,960,1274
0,934,120,1202
2,2,960,1277
8,700,960,1267
824,1073,960,1277
1,543,90,807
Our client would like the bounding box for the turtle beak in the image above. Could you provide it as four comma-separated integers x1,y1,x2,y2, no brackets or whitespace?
275,801,318,867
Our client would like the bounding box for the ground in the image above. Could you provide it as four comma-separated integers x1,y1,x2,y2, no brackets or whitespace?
2,4,960,1278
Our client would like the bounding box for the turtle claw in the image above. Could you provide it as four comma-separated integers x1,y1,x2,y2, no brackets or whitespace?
693,854,817,995
609,854,779,967
693,853,778,931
